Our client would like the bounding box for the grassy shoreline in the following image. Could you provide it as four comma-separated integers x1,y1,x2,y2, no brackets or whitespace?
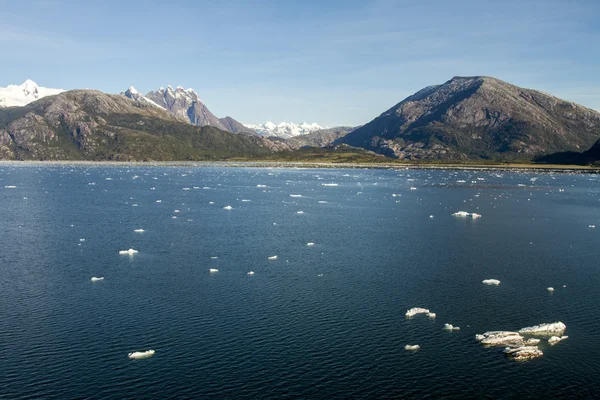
0,159,598,172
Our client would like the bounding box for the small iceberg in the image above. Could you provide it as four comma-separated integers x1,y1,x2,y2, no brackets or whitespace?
209,268,219,273
256,184,267,188
410,187,417,191
223,205,233,210
548,335,568,345
453,211,482,219
547,287,555,292
290,194,302,198
482,279,500,286
119,248,139,255
518,322,566,335
247,271,255,275
306,242,315,246
156,200,162,203
405,307,435,318
296,211,304,214
268,255,278,260
134,229,145,233
443,323,460,331
91,277,104,282
525,338,541,345
128,350,155,359
504,346,543,360
404,345,420,351
589,225,596,228
322,183,338,187
4,185,17,188
476,331,524,346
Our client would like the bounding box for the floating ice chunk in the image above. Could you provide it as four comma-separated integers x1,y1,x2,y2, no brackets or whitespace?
256,184,267,188
548,335,568,345
307,242,315,246
404,345,420,351
209,268,219,273
518,322,566,335
119,248,139,255
174,210,180,213
405,307,431,318
4,185,17,189
427,312,436,319
247,271,255,275
482,279,500,286
410,187,417,191
525,338,540,345
105,178,113,181
210,256,218,259
317,274,323,277
223,205,233,210
504,346,543,360
128,350,155,359
589,225,596,228
547,287,554,292
392,193,401,197
296,211,304,214
209,202,214,205
322,183,338,187
471,213,482,219
241,199,251,202
476,331,524,346
91,277,104,282
443,323,460,331
318,201,328,204
429,215,434,219
268,255,278,260
452,211,470,217
156,200,162,203
134,229,145,233
290,194,302,198
182,188,190,191
79,238,86,242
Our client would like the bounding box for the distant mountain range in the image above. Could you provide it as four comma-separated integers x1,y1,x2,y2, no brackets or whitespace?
1,76,600,163
245,122,324,138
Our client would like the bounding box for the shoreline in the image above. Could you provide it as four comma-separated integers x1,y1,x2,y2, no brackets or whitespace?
0,159,597,173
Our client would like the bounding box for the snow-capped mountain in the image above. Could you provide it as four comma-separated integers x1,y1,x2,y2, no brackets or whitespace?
245,122,325,138
0,79,64,108
120,86,164,109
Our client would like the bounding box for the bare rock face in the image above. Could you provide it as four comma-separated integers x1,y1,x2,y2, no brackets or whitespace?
287,126,355,150
339,76,600,160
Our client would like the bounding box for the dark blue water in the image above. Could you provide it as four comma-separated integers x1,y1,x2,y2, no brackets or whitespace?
1,164,599,399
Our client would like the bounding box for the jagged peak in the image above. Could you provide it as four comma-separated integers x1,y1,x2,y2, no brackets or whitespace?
126,86,139,95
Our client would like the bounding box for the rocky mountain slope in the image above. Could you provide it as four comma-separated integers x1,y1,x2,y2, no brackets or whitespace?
0,90,285,161
338,76,600,160
245,122,324,138
141,86,253,134
0,80,64,108
287,126,355,149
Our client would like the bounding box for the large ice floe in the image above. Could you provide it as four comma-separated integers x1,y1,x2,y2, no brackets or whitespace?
405,307,436,318
503,346,543,360
475,331,525,346
128,350,155,359
518,322,566,335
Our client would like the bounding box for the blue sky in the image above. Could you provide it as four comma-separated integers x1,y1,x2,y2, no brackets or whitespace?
1,0,599,126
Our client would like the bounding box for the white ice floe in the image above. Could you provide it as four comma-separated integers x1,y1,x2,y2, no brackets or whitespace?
296,211,304,214
589,225,596,228
322,183,338,187
504,346,543,360
306,242,315,246
268,256,278,260
482,279,500,286
241,199,251,202
547,287,555,292
405,307,435,318
247,271,255,275
405,345,420,351
443,323,460,331
453,211,482,219
410,187,417,191
119,248,139,255
91,277,104,282
525,338,541,345
156,200,162,203
4,185,17,188
318,201,328,204
429,215,434,219
290,194,302,197
518,322,566,335
476,331,524,346
223,205,233,210
128,350,155,359
209,268,219,273
134,229,145,233
548,335,568,345
256,184,267,188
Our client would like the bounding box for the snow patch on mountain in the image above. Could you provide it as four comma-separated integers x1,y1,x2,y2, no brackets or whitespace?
245,122,325,138
0,80,64,107
121,86,164,109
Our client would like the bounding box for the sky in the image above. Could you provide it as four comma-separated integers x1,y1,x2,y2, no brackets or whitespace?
1,0,599,126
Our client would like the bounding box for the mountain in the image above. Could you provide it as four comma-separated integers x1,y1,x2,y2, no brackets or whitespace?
246,122,324,138
338,76,600,161
120,86,165,109
0,89,285,161
287,126,356,149
141,85,251,134
0,80,65,108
